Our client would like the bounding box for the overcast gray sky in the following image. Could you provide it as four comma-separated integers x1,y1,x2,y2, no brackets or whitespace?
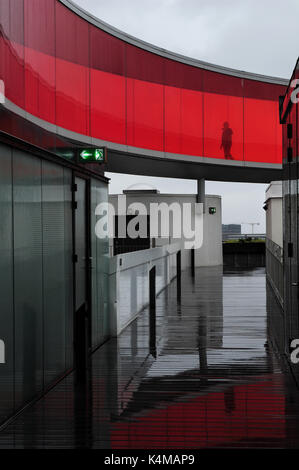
76,0,298,232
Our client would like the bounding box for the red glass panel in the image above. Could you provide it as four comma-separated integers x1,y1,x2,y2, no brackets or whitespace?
164,58,203,92
56,58,90,136
181,88,203,156
127,78,164,151
3,0,25,109
24,0,55,55
165,86,181,154
0,0,10,38
90,25,125,76
204,93,243,161
24,0,55,122
55,2,89,67
55,1,90,135
0,0,10,87
10,0,24,44
244,78,285,101
282,115,288,165
126,44,164,84
244,98,280,163
24,47,55,124
0,0,8,93
90,69,126,144
203,69,243,97
287,101,296,164
277,124,283,165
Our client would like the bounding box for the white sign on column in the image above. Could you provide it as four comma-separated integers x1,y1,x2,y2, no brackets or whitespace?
0,340,5,364
0,80,5,104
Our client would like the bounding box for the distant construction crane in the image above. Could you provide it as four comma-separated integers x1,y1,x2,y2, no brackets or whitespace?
241,222,260,234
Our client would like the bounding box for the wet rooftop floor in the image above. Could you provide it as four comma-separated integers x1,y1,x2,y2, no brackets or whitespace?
1,266,299,449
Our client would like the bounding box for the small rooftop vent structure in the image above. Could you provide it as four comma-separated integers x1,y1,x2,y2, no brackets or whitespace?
123,183,160,195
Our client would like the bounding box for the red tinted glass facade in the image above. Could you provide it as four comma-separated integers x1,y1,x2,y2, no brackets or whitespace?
0,0,286,166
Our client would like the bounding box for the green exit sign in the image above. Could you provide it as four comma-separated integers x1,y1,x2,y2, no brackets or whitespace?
209,207,216,214
79,148,107,163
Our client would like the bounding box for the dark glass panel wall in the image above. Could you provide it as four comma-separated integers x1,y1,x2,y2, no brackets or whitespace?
91,179,110,349
279,59,299,384
42,161,73,385
0,143,74,424
0,145,14,422
0,0,285,166
13,150,43,410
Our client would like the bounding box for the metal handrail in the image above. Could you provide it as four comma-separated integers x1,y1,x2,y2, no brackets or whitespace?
223,233,266,241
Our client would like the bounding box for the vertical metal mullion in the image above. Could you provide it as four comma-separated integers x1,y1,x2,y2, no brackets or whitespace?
11,147,15,418
41,160,45,392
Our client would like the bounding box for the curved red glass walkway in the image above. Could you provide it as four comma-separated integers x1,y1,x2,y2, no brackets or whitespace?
0,267,298,449
0,0,288,182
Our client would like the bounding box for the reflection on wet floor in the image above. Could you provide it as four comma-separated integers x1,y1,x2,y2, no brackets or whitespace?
1,266,299,448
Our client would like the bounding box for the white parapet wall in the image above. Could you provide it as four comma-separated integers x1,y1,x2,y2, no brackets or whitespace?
109,192,223,269
265,181,283,305
196,195,223,267
109,242,181,336
265,181,283,248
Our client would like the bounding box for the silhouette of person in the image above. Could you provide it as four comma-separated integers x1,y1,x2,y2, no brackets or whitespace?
220,122,233,159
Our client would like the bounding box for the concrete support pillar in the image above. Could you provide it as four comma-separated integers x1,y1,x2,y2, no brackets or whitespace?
197,178,205,213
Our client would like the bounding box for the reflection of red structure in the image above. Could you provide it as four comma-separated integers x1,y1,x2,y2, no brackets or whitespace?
0,0,286,166
111,381,285,448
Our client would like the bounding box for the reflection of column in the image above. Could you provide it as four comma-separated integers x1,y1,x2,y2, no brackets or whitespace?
197,266,224,372
23,303,37,449
198,314,208,373
131,320,138,357
23,303,36,402
74,303,88,384
74,379,93,449
149,266,157,358
107,339,121,419
177,251,181,305
283,370,299,448
265,282,280,373
130,268,137,318
94,339,120,448
213,266,224,349
165,256,169,288
191,248,195,279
